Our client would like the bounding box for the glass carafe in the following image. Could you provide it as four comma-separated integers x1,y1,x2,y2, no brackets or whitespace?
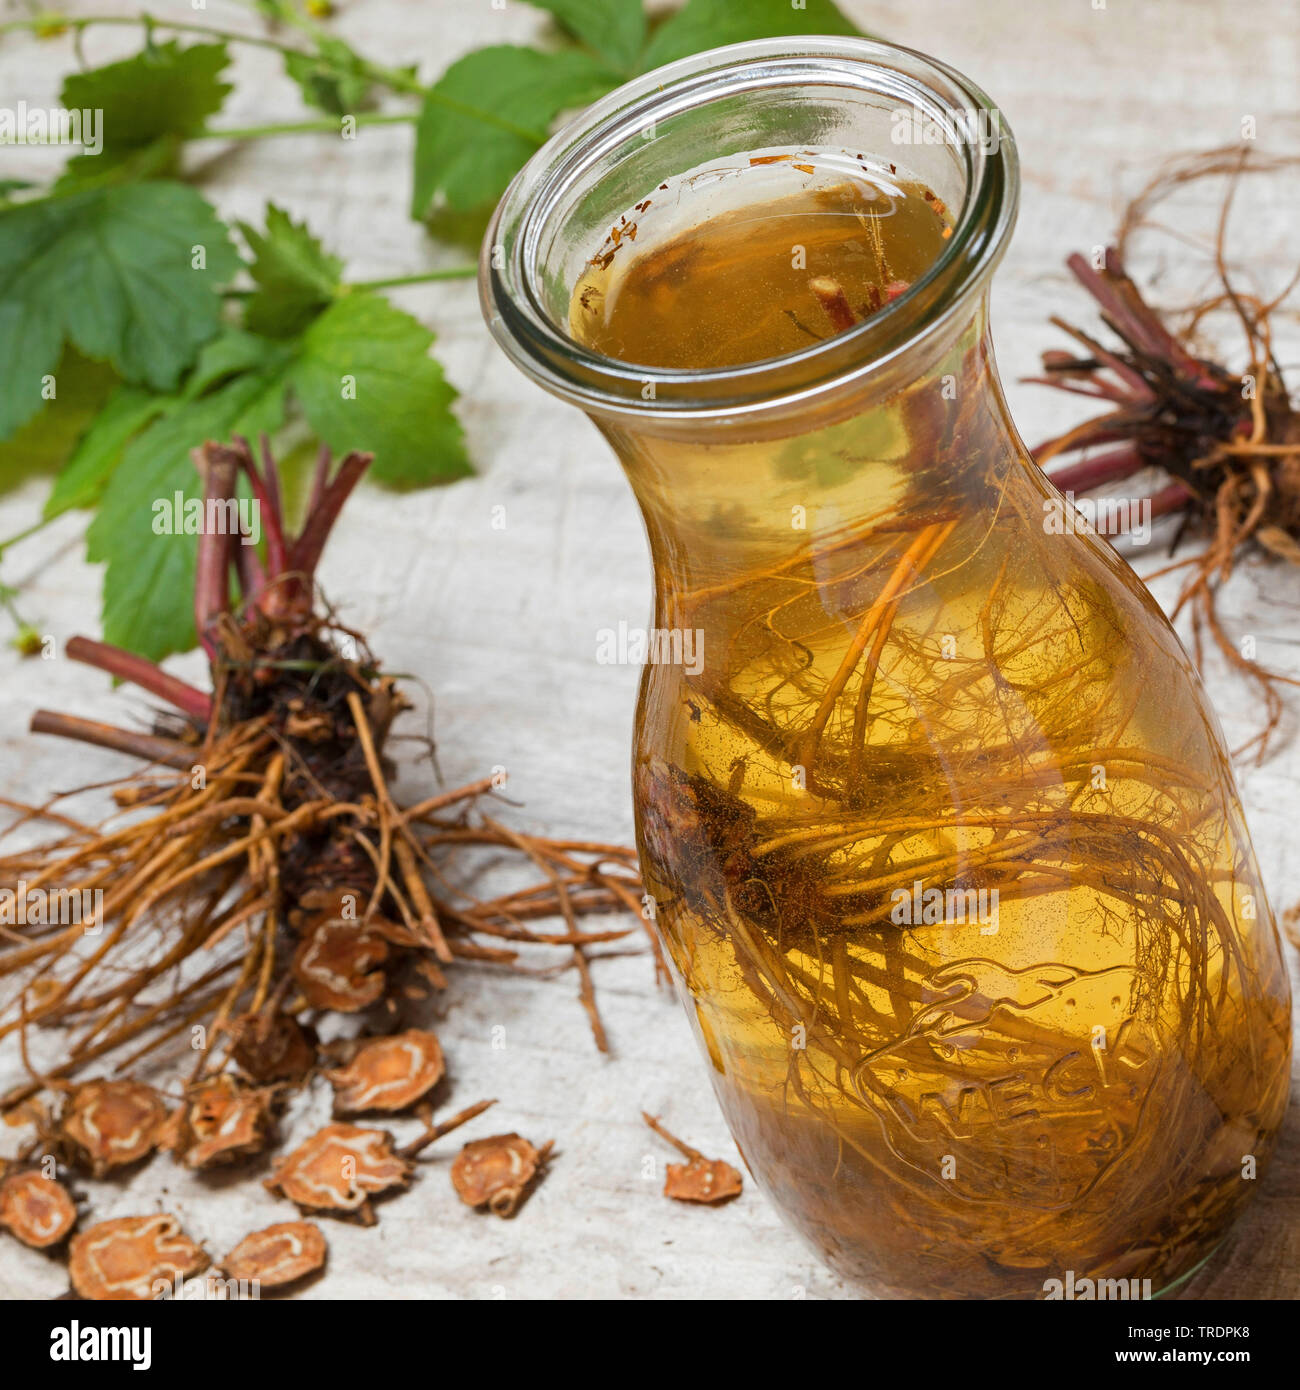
481,37,1291,1299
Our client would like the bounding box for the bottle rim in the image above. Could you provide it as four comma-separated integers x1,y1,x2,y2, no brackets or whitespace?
480,35,1019,422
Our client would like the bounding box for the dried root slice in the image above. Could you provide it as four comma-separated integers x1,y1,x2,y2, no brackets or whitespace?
292,917,389,1012
230,1011,319,1083
221,1221,327,1288
69,1214,208,1301
59,1080,169,1177
1282,903,1300,952
161,1076,276,1169
642,1111,743,1205
0,1170,77,1248
325,1030,445,1114
663,1157,744,1205
265,1123,411,1222
451,1133,551,1218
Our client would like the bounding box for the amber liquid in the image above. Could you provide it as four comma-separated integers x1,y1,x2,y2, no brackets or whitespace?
573,164,1291,1298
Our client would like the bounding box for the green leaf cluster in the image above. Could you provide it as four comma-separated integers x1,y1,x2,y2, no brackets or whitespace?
412,0,863,216
0,34,471,660
0,0,865,660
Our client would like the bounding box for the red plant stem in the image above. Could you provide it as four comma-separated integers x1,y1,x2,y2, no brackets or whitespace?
1040,350,1083,370
1067,252,1178,361
1033,421,1132,466
1067,251,1221,390
30,711,195,770
290,451,373,581
305,444,332,521
1148,480,1194,517
233,434,288,578
65,637,211,724
1047,312,1156,401
1090,480,1193,537
233,535,266,604
1021,376,1133,404
193,445,238,658
1042,446,1145,494
809,277,857,333
258,434,285,541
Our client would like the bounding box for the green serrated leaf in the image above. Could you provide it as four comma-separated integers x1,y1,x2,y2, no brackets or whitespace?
54,138,183,195
240,204,342,338
412,46,619,216
0,349,120,492
284,36,373,116
640,0,861,71
289,292,470,486
186,328,303,402
0,181,239,440
57,41,232,188
523,0,646,71
71,293,468,656
50,326,298,527
43,383,172,519
88,354,291,661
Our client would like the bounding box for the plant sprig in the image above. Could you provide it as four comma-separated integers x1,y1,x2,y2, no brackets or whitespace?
0,0,865,660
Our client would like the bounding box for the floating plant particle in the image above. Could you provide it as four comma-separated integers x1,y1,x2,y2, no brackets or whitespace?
0,1170,77,1248
450,1133,551,1217
60,1080,169,1177
221,1221,327,1288
265,1123,410,1221
325,1030,445,1114
68,1214,207,1301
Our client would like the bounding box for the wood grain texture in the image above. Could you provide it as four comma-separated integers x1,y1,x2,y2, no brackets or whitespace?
0,0,1295,1299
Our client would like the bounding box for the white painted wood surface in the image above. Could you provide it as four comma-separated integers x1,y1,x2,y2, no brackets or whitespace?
0,0,1297,1299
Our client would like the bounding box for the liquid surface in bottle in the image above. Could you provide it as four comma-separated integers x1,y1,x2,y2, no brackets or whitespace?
572,169,950,367
568,156,1291,1299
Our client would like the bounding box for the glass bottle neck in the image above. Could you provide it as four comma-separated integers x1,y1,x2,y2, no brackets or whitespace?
595,296,1027,592
483,38,1019,424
